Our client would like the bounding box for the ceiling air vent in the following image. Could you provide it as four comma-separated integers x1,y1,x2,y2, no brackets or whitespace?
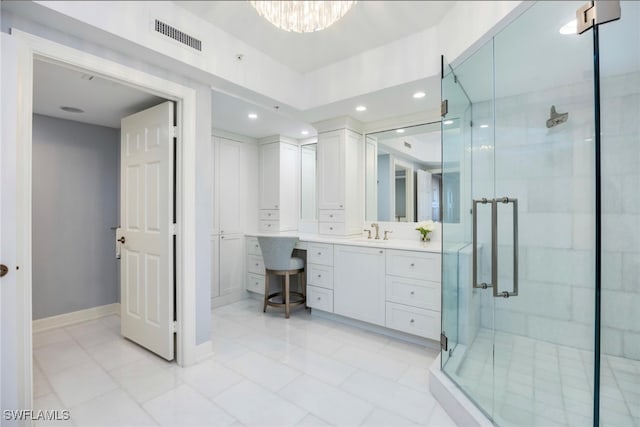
154,19,202,51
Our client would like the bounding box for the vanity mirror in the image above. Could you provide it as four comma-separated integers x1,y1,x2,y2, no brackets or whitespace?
365,122,441,222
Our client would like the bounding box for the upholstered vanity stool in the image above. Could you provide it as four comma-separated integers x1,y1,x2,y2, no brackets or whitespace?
257,236,306,318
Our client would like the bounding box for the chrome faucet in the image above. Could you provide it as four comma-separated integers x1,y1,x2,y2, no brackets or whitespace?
371,223,380,240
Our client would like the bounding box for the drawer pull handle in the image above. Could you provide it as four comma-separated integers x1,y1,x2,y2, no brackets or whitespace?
268,213,271,216
410,319,415,323
379,250,383,254
317,252,322,255
317,274,322,278
329,227,334,230
410,263,415,267
317,297,321,301
255,263,259,267
410,291,415,295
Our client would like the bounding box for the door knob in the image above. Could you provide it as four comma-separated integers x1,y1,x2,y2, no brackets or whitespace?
0,264,8,278
117,237,126,244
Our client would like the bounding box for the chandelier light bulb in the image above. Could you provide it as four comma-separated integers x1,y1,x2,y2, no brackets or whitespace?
250,1,357,33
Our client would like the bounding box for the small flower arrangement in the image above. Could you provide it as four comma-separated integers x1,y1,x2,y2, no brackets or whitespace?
416,220,435,241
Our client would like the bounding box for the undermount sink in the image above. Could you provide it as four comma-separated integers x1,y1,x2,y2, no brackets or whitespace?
353,238,388,244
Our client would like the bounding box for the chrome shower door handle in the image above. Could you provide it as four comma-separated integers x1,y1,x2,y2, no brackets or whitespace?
472,198,496,290
493,197,519,298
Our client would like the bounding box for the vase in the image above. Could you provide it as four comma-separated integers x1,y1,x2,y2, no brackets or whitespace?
420,234,431,242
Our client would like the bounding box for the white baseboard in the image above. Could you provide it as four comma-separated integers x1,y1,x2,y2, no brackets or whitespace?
211,289,247,309
194,340,213,363
33,303,120,333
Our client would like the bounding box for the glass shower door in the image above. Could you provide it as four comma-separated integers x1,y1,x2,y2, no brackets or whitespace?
441,1,598,425
440,57,474,378
599,2,640,425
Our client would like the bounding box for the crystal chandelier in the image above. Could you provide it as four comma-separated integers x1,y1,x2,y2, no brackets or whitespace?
249,1,357,33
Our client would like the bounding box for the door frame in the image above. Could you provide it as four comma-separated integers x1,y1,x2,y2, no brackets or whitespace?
11,29,199,409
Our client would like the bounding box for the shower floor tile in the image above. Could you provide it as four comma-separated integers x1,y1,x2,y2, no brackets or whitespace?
447,328,640,427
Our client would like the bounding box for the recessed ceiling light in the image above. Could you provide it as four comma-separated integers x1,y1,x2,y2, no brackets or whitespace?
396,129,405,133
248,113,258,119
355,105,367,112
559,19,577,35
301,130,309,135
443,120,454,125
480,124,489,128
60,106,84,113
413,91,426,99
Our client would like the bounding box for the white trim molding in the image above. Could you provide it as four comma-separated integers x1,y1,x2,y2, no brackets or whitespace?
10,28,202,411
32,304,120,333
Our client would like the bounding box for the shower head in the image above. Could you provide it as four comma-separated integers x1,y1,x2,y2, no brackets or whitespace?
546,105,568,128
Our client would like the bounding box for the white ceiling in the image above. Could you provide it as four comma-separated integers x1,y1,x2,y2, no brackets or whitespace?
33,59,164,129
212,90,316,139
175,1,453,73
32,58,438,141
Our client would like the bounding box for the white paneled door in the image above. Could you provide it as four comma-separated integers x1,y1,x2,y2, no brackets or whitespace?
119,101,175,361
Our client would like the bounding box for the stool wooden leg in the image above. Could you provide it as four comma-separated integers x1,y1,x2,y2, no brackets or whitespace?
284,273,291,319
301,270,307,309
263,271,269,313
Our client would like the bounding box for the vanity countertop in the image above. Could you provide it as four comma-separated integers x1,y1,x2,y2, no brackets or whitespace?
245,231,441,253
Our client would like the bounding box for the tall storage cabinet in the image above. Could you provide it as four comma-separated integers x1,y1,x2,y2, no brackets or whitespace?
211,134,258,307
258,137,299,232
317,128,364,236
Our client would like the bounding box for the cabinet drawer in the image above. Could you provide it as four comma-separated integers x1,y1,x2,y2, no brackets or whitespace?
259,220,279,232
246,237,262,256
307,243,334,266
319,222,345,235
319,210,344,222
385,302,440,340
386,276,441,311
307,285,333,312
386,250,441,282
307,263,333,289
259,209,280,220
247,273,264,294
248,254,265,275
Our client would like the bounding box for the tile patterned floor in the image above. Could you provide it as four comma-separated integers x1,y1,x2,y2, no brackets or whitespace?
32,298,454,427
446,328,640,427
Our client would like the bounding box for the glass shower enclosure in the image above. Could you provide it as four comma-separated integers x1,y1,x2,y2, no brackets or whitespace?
441,1,639,426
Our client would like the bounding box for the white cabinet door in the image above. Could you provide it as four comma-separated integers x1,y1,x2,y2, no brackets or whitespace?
365,136,378,221
344,130,363,232
259,143,280,210
334,245,386,326
219,234,244,295
279,143,299,230
317,130,344,210
219,138,243,235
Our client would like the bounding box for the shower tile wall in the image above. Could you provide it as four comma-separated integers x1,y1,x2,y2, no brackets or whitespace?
601,71,640,360
470,72,640,360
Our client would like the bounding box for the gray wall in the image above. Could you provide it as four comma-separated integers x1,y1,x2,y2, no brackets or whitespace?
32,114,120,319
